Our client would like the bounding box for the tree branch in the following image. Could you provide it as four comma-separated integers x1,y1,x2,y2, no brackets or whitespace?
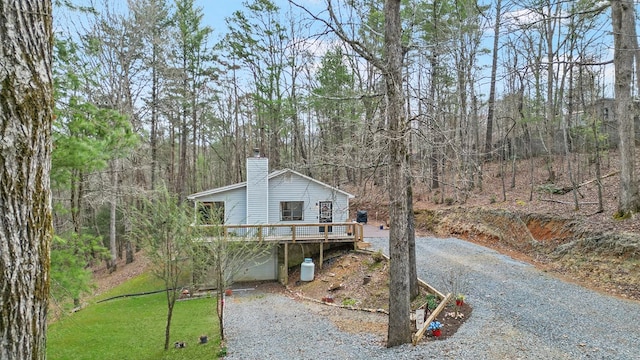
288,0,386,70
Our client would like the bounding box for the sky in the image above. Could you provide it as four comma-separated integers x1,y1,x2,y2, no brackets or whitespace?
197,0,243,35
197,0,323,38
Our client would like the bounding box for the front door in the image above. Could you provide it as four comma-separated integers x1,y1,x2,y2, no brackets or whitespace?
318,201,332,233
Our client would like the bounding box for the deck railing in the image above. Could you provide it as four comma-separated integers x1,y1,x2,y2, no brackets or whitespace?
196,222,364,244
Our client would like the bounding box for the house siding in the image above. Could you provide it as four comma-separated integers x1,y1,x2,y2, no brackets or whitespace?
268,172,350,224
195,187,246,224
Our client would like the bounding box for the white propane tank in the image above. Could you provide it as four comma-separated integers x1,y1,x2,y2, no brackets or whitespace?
300,258,315,281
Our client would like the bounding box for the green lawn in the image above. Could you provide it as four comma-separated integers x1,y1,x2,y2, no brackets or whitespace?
48,273,222,359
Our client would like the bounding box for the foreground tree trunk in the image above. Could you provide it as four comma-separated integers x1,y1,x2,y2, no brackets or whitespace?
318,4,416,344
384,0,412,347
611,0,640,215
0,1,54,358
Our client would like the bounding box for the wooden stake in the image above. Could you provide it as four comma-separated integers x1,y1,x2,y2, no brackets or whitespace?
417,279,446,300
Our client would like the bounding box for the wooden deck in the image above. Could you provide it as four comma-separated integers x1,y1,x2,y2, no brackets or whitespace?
197,222,364,244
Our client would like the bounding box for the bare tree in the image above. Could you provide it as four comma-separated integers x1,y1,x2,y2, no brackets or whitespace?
611,0,640,215
84,3,144,270
291,0,415,345
130,0,172,191
129,187,196,351
0,1,54,358
484,0,502,159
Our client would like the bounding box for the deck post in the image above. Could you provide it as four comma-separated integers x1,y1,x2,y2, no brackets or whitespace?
319,243,323,270
283,243,288,285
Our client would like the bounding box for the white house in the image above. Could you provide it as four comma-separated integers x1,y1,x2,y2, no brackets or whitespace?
187,150,357,282
188,150,354,227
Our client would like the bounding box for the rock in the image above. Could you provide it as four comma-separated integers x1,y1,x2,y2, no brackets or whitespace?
328,283,343,292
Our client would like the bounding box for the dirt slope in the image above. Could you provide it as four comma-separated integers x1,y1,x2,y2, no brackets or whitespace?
346,153,640,301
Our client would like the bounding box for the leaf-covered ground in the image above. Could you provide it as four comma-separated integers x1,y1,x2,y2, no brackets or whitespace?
347,152,640,302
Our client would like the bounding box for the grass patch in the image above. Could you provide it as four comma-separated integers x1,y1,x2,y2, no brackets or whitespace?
342,297,358,307
48,274,221,359
363,259,383,271
93,272,179,303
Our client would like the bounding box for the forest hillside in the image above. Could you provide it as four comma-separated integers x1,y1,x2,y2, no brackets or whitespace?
46,0,640,308
347,150,640,301
90,150,640,306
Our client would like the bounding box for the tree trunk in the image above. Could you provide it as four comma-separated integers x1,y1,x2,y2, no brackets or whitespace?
405,53,417,298
429,54,440,190
543,2,557,183
591,120,604,213
0,1,53,358
178,86,188,200
125,240,135,264
407,177,418,299
71,171,80,233
611,0,640,215
217,260,225,340
109,159,118,272
164,294,175,350
150,41,159,190
563,56,579,210
484,0,501,158
384,0,412,347
191,82,198,195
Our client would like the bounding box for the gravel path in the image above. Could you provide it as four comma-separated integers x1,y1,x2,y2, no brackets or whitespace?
222,236,640,359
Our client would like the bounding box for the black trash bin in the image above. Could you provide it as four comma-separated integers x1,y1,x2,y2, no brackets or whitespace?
356,210,368,224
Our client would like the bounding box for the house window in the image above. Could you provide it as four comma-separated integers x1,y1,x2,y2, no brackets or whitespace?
281,201,303,221
198,202,225,224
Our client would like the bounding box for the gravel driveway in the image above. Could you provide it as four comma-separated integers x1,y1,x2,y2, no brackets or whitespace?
222,236,640,359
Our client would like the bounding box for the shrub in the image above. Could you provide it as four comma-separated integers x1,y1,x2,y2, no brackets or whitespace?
372,250,385,263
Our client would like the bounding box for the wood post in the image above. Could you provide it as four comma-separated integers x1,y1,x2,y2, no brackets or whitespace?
417,278,446,300
319,243,324,270
283,243,288,285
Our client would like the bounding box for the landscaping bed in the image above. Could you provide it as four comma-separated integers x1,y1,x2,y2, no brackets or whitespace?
284,249,472,341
